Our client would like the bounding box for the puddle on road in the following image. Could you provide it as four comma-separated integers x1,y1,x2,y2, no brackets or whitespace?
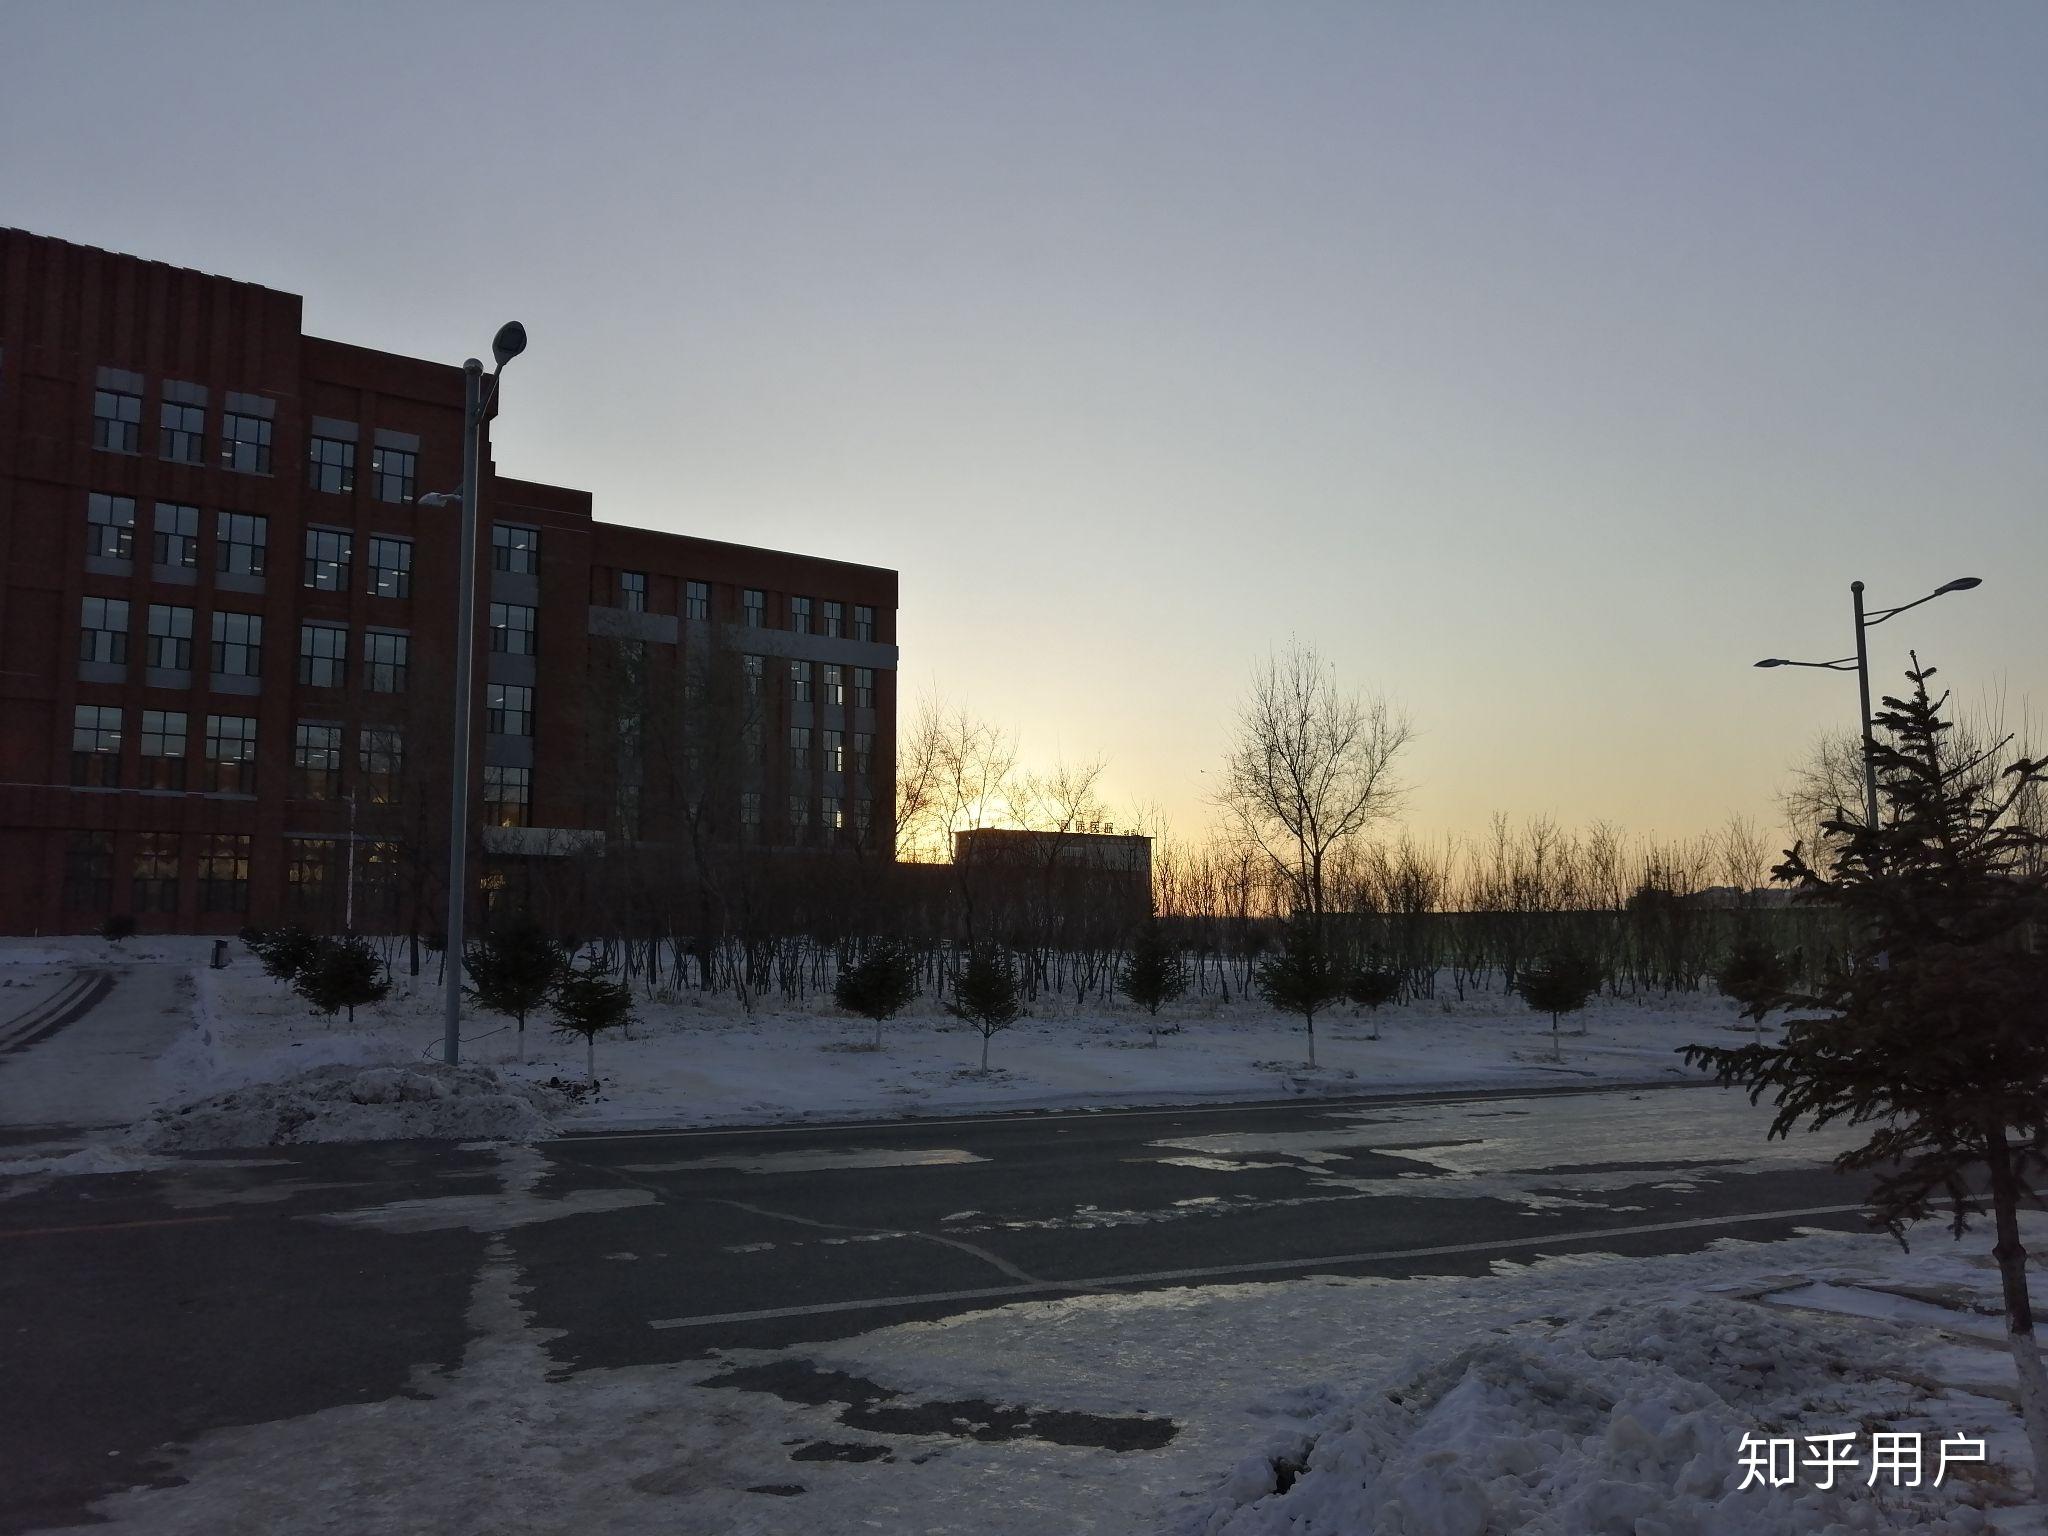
622,1147,989,1176
704,1359,1178,1452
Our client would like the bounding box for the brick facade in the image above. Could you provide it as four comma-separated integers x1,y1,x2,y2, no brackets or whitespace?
0,229,898,934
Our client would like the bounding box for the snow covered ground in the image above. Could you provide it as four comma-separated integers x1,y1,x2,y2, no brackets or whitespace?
0,934,1777,1149
48,1138,2048,1535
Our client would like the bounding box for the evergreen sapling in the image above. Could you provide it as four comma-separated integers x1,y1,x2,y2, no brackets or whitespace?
948,943,1021,1073
1517,952,1600,1060
1255,916,1345,1068
549,964,636,1087
1344,959,1402,1041
465,916,564,1063
1684,659,2048,1485
834,941,919,1050
1120,921,1189,1044
293,934,390,1023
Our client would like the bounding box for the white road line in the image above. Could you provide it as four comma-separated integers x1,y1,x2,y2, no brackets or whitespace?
648,1200,1867,1330
565,1079,1694,1145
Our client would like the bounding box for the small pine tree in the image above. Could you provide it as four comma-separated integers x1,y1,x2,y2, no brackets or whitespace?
1345,960,1402,1042
1686,658,2048,1483
1255,917,1345,1068
550,964,636,1087
1715,934,1789,1040
465,915,564,1063
293,934,390,1023
1517,952,1600,1060
835,942,919,1050
1120,922,1189,1044
251,924,322,983
948,943,1021,1073
100,913,137,944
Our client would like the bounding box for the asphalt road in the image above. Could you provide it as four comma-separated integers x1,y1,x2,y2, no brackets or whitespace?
0,1082,1869,1534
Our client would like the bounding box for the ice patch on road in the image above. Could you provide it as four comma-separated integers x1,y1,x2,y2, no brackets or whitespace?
621,1146,989,1176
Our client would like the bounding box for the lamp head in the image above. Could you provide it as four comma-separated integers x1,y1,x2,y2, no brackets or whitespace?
491,321,527,370
1754,659,1786,668
1935,577,1982,595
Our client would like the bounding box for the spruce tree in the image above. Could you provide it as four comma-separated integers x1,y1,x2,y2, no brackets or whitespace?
549,964,636,1087
100,913,137,944
835,941,919,1050
947,943,1021,1073
251,924,322,983
293,934,390,1023
1715,933,1789,1040
1685,659,2048,1482
1517,951,1600,1060
465,915,564,1063
1255,916,1344,1068
1344,959,1402,1041
1120,921,1189,1044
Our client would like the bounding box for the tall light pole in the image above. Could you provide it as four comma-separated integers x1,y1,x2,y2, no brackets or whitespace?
1756,576,1981,829
419,322,526,1066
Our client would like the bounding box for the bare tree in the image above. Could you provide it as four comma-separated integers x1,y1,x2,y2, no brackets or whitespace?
1215,642,1413,921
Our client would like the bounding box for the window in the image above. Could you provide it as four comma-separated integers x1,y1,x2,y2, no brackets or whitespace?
80,596,130,666
489,602,537,655
853,731,874,775
684,580,710,620
740,791,762,839
791,596,812,634
359,726,403,804
823,796,844,836
133,832,181,914
742,654,764,697
212,611,263,678
298,623,348,688
293,723,342,799
791,660,813,704
789,794,812,839
487,683,533,736
220,411,271,473
153,502,200,568
160,399,205,464
93,388,141,453
304,527,352,590
742,588,765,627
64,832,114,911
853,666,875,709
852,797,873,845
204,714,257,793
823,729,845,773
482,765,530,827
363,535,411,600
309,435,356,494
854,604,876,642
140,710,188,790
822,600,844,638
364,631,409,693
789,725,812,775
822,663,845,706
71,705,122,787
198,834,251,912
286,838,338,913
619,571,647,612
492,523,539,573
87,493,136,560
372,445,416,503
216,512,267,577
145,605,194,672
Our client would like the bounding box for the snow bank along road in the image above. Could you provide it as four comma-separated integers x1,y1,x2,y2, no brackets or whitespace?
0,1081,1872,1534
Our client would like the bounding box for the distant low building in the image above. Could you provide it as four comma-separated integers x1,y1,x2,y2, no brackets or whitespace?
952,827,1154,929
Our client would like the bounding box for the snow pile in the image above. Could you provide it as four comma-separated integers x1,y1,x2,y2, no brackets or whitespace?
0,1144,181,1180
130,1061,570,1151
1182,1296,1992,1536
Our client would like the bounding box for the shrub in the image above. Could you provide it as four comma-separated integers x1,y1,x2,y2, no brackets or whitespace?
100,913,137,943
251,924,322,983
294,934,390,1023
834,942,919,1050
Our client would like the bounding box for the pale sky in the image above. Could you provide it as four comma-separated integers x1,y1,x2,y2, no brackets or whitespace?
5,2,2042,849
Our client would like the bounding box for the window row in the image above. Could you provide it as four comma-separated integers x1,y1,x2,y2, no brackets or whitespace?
608,574,874,640
70,706,256,792
786,727,876,776
62,830,251,914
92,377,420,501
303,527,413,596
290,723,406,802
784,661,879,709
736,792,874,843
78,603,411,691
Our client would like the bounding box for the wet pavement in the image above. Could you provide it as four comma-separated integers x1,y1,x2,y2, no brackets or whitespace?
0,1081,1870,1534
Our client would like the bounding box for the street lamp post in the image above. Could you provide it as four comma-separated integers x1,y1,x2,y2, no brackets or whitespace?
1755,576,1982,829
420,323,527,1066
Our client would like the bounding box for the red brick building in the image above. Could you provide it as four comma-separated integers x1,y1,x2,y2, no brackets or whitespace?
0,229,898,934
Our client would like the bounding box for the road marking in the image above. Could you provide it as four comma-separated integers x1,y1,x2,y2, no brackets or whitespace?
648,1200,1867,1329
565,1078,1700,1145
0,1213,239,1240
714,1195,1042,1285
